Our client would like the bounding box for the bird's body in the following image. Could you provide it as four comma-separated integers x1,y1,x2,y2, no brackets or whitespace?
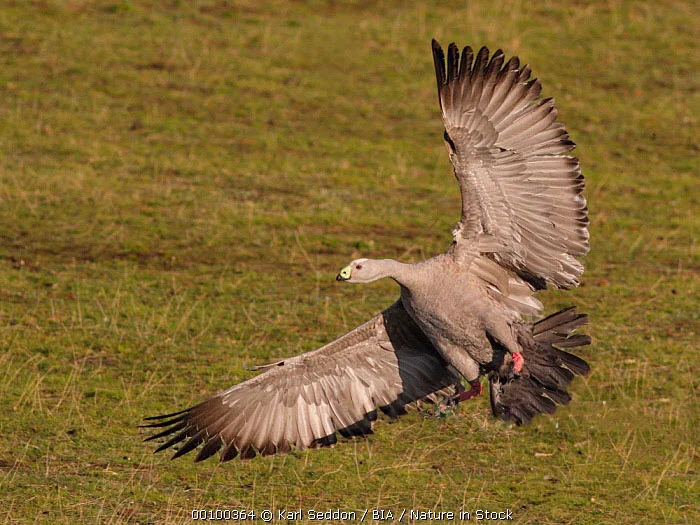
392,254,518,376
143,40,592,462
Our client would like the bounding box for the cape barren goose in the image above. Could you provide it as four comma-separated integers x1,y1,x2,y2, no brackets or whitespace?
143,40,591,462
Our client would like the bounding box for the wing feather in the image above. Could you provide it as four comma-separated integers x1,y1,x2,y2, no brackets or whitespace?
142,301,462,462
432,40,589,289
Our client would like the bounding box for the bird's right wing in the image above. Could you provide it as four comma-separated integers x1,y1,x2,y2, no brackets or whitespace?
142,301,462,462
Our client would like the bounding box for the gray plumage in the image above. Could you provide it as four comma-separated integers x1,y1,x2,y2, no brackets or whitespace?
143,41,591,462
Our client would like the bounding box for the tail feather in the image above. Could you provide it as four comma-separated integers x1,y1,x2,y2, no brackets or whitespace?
550,345,590,374
532,306,587,337
489,307,590,425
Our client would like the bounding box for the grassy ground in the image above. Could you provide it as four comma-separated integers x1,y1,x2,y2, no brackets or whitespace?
0,0,697,523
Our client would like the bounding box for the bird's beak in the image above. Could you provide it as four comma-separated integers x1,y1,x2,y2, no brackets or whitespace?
336,265,352,281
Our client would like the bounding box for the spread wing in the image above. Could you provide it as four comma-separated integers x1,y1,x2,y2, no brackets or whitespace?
432,40,589,290
142,301,462,462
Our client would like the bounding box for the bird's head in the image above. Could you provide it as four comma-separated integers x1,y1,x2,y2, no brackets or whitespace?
336,258,385,284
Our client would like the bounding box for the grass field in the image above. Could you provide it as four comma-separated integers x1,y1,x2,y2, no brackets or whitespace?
0,1,697,523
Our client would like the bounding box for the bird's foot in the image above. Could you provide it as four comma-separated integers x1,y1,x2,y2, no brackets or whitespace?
428,380,483,418
512,352,524,374
455,379,483,402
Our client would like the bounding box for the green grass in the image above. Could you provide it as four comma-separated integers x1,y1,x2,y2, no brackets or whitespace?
0,0,697,523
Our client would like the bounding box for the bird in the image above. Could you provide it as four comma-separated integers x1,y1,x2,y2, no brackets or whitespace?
142,40,591,463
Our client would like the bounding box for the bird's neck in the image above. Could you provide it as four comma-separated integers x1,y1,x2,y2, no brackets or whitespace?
376,259,420,288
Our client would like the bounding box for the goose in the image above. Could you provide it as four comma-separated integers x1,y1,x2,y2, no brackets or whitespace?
143,40,591,462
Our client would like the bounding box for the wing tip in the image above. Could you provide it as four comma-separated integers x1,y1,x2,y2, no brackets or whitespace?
432,38,446,90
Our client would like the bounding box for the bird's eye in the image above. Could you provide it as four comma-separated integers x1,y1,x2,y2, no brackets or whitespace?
355,264,363,270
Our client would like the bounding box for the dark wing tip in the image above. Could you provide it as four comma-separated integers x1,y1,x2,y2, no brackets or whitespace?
470,46,491,79
170,429,207,459
485,49,505,76
447,42,460,83
143,420,187,443
432,38,446,90
220,442,240,462
194,437,225,462
142,407,189,422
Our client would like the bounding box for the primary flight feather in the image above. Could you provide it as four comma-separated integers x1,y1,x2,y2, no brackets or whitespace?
143,40,591,462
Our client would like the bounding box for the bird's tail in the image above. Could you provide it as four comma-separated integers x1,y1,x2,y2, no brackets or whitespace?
489,307,590,425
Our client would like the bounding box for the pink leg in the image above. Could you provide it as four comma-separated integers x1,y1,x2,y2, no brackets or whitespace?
512,352,524,374
455,379,482,402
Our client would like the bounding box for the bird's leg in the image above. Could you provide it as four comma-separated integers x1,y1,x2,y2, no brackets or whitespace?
454,379,482,402
431,379,482,416
512,352,524,374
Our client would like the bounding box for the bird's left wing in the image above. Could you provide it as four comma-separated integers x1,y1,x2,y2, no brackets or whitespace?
142,300,462,462
432,40,589,290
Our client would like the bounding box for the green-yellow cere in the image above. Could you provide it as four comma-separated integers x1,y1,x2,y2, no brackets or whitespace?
338,265,352,279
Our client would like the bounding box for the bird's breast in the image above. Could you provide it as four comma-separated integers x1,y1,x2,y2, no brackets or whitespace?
400,277,486,348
